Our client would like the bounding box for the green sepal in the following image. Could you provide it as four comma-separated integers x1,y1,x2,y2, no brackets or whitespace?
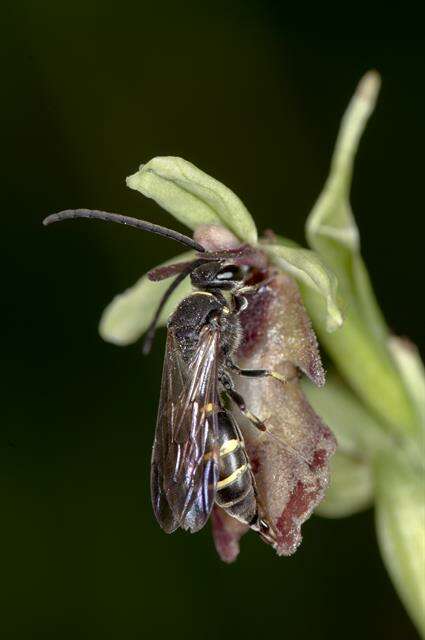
262,243,343,332
126,156,258,244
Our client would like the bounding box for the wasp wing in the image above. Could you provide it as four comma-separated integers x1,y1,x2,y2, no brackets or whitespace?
151,325,220,533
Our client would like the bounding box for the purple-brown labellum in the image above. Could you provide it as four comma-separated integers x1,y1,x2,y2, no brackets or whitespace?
238,273,326,386
233,272,336,558
206,247,336,561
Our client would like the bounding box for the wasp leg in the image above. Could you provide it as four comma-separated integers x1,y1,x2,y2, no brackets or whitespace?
233,294,248,315
219,373,267,432
235,277,273,296
220,374,311,467
225,358,299,384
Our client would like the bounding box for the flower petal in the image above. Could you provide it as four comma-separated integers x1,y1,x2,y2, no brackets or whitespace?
262,242,343,333
99,252,194,345
306,72,380,255
126,157,258,244
305,71,387,342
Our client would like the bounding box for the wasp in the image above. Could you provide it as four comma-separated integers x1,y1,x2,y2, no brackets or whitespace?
43,209,292,544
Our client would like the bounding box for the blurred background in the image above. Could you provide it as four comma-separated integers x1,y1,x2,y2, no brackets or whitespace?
1,1,423,637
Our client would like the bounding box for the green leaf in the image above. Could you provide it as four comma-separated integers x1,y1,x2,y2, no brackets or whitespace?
375,449,425,638
126,156,258,244
303,72,419,439
99,251,194,345
303,373,387,517
262,243,343,332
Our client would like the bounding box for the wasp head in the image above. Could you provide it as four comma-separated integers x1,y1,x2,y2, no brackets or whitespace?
190,261,248,291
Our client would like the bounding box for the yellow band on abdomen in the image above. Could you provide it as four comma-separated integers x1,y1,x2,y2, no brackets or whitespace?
219,439,240,457
217,464,248,490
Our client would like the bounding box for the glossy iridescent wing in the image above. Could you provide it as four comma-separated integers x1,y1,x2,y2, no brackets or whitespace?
151,325,220,533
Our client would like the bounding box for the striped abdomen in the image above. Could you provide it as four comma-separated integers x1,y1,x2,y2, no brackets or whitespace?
215,411,257,525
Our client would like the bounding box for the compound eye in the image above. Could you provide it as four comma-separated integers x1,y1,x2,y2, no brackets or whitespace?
216,265,244,281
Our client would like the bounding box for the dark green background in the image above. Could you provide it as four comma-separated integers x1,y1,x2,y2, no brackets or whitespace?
2,2,423,638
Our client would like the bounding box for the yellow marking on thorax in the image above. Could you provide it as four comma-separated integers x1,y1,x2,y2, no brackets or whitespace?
217,463,248,490
192,291,214,298
203,402,214,414
219,439,240,457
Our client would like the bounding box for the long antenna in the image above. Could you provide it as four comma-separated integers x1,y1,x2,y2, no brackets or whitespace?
43,209,205,252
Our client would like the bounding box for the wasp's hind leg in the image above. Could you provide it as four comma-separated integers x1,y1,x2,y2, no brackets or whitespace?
220,375,282,545
219,373,267,433
225,358,299,385
219,373,289,548
220,371,312,468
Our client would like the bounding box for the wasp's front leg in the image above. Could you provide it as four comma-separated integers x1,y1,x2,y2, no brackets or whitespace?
232,294,248,315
